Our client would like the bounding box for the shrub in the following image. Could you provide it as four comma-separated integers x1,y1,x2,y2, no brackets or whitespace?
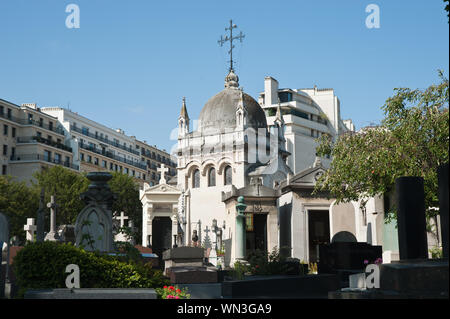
247,248,290,275
12,241,169,298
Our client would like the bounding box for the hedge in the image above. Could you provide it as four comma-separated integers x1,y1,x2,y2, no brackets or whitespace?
12,241,169,298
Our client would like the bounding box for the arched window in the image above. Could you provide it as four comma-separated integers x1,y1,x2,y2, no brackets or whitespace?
224,165,232,185
192,169,200,188
208,167,216,187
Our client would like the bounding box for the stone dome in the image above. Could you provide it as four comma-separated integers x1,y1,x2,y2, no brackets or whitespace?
198,70,267,133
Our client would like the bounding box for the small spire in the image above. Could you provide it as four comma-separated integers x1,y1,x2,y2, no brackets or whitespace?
180,96,189,119
274,99,284,125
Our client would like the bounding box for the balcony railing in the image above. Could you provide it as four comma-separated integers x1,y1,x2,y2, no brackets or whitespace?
9,154,79,170
70,124,140,155
79,142,146,170
0,112,65,135
17,136,73,152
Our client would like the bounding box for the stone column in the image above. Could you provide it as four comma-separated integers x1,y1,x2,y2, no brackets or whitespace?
438,163,449,258
395,176,428,260
235,196,247,261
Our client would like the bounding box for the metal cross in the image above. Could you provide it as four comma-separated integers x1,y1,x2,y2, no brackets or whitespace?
218,19,245,72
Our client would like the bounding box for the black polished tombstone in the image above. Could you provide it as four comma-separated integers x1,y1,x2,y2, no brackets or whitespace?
318,242,382,274
438,163,449,259
395,177,428,260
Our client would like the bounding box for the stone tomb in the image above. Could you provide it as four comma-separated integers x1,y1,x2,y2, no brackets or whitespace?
163,247,218,284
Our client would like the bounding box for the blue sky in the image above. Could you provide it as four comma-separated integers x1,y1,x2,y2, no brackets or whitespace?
0,0,448,152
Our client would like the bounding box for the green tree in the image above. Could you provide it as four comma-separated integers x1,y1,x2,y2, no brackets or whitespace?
0,176,39,243
32,166,89,226
109,172,143,245
315,71,449,221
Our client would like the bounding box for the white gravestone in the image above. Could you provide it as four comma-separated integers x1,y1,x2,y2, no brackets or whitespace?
24,218,37,242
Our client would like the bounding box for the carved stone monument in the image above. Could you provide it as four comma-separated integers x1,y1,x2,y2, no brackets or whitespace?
44,195,61,242
75,172,117,252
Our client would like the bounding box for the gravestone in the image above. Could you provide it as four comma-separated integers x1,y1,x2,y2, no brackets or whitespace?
58,225,76,244
75,172,116,252
44,196,61,242
0,213,9,299
163,246,218,284
318,241,382,286
24,218,37,242
395,177,427,260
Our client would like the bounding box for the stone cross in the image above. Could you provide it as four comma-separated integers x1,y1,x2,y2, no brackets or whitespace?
24,218,37,242
157,164,169,184
115,211,129,228
44,195,61,241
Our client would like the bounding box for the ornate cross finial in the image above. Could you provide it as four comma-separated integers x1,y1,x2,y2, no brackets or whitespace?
218,19,245,72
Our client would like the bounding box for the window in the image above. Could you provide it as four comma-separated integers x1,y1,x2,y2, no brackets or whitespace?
7,109,11,119
192,169,200,188
12,127,16,138
37,131,42,138
44,150,51,162
278,91,293,103
65,156,70,165
39,118,43,127
224,165,232,185
102,160,107,168
3,125,8,136
87,155,92,163
11,147,15,158
143,174,146,180
80,153,85,161
3,145,7,156
132,170,135,176
208,167,216,187
0,106,4,115
55,153,61,164
2,165,6,175
125,167,129,174
94,157,99,166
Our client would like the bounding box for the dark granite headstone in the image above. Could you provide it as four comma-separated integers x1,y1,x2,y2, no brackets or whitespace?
438,163,449,259
395,177,428,260
318,242,382,274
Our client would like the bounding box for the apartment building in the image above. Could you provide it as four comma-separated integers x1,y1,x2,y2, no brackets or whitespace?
0,99,76,182
135,139,177,186
258,77,355,173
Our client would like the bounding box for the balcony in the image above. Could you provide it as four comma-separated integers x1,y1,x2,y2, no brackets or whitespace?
70,124,140,155
79,142,146,170
17,136,73,152
0,112,65,135
9,154,79,170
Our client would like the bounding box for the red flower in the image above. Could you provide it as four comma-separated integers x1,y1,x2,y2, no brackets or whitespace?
371,170,375,174
176,289,181,293
163,286,167,289
169,286,175,291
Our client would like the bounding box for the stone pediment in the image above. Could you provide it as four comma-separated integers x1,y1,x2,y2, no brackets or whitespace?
279,164,326,193
140,183,182,200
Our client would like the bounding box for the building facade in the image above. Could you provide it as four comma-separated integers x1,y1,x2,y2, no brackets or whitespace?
1,99,175,189
259,77,355,174
1,99,76,181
